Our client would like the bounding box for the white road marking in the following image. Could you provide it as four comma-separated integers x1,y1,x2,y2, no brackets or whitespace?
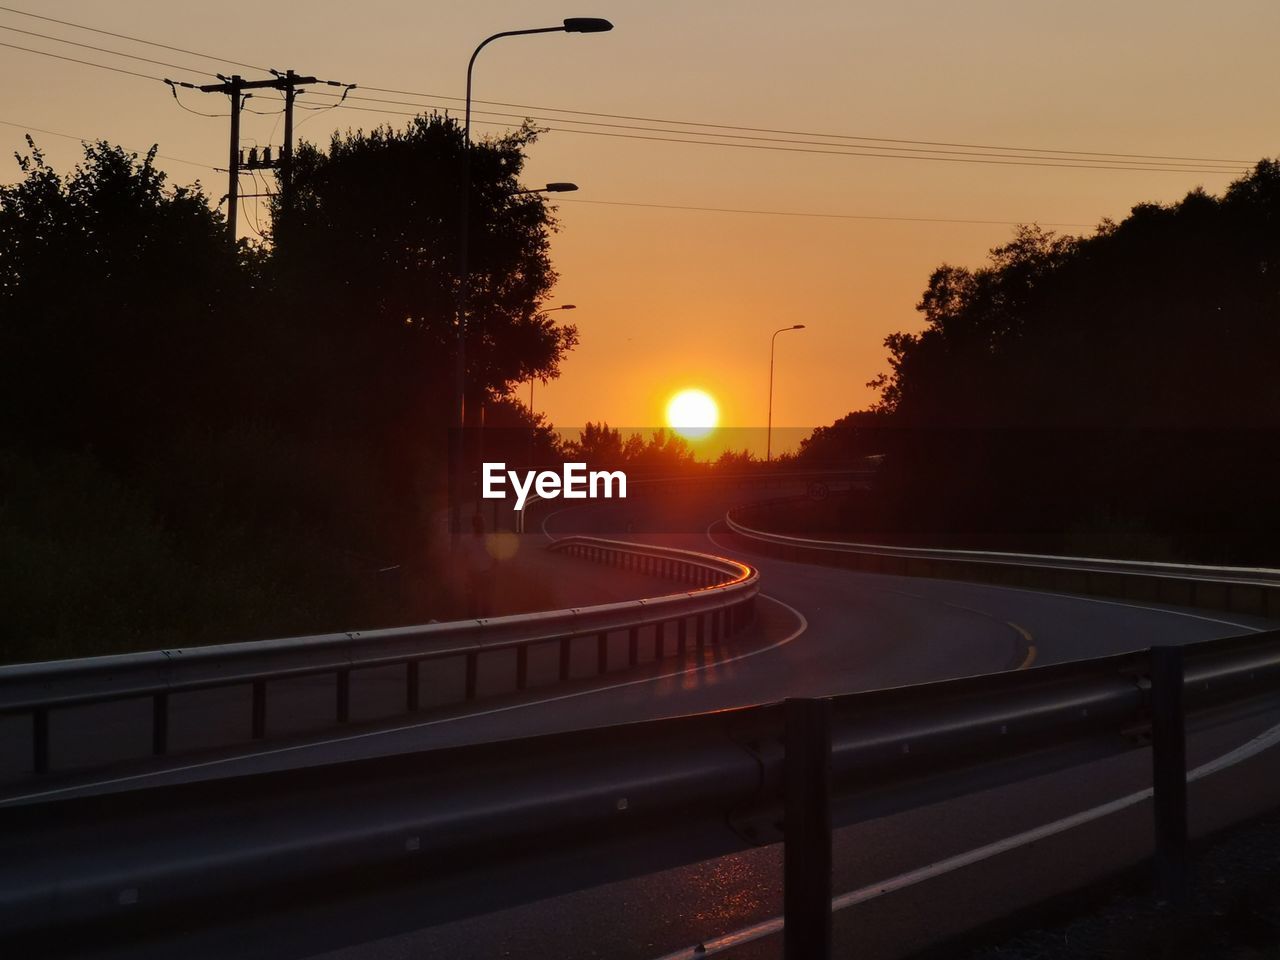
0,595,808,807
649,717,1280,960
540,504,575,541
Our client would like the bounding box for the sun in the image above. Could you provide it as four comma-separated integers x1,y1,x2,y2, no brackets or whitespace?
666,388,719,440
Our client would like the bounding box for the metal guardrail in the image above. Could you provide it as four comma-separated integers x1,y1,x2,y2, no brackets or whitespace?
514,468,874,533
0,536,758,777
725,500,1280,618
2,629,1278,956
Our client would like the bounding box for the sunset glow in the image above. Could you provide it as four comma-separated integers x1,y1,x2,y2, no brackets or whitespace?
665,389,719,440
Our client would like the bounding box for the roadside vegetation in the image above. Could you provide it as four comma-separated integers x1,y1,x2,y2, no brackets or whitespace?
0,120,574,662
0,120,774,664
793,161,1280,565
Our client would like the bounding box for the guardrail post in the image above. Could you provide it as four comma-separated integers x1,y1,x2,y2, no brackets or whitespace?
336,668,351,723
655,622,665,659
251,680,266,739
678,619,688,656
152,692,169,755
464,653,479,700
628,627,640,666
696,614,706,652
32,707,49,774
597,632,609,674
711,610,722,646
559,637,572,681
1150,645,1189,903
784,697,833,960
516,645,529,690
406,661,419,712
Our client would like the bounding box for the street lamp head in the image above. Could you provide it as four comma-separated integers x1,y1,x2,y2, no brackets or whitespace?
544,182,579,192
563,17,614,33
561,304,577,309
792,324,806,329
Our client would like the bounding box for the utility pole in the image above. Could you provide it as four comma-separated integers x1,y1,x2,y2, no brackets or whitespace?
169,70,345,240
223,75,244,240
278,69,301,202
268,68,332,206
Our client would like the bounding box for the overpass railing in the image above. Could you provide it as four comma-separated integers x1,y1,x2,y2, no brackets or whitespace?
2,628,1278,957
0,536,758,777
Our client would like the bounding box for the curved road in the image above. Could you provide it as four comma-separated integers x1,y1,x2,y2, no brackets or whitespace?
27,485,1280,960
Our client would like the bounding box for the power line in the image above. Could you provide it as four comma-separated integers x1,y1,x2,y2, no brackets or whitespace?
539,124,1248,174
165,81,228,118
176,71,334,239
347,85,1255,167
0,116,1106,231
0,117,218,170
554,197,1096,229
0,3,268,73
0,6,1258,180
0,22,219,78
320,101,1244,175
240,169,268,239
242,100,285,116
0,3,1254,169
302,89,1244,172
0,38,168,82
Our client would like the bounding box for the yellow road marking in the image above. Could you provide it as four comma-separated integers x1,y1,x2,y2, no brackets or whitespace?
1007,621,1037,668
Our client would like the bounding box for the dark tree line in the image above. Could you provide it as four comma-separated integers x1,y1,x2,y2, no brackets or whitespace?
0,117,578,661
797,160,1280,562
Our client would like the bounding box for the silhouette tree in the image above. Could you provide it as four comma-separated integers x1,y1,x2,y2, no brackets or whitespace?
262,116,578,560
0,122,581,659
267,116,573,438
810,160,1280,562
564,422,627,466
0,139,253,466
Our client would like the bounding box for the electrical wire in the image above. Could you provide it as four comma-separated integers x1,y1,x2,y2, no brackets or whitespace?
241,97,285,116
0,22,220,77
0,118,1126,232
299,90,1244,172
345,85,1256,167
0,3,1253,168
554,197,1095,228
0,3,269,73
265,90,285,144
0,38,168,81
0,6,1258,186
539,124,1249,174
0,117,218,170
164,80,227,117
239,170,264,239
292,84,355,132
316,101,1246,175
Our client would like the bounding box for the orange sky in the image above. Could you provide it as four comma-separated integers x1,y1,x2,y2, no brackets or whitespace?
1,1,1274,453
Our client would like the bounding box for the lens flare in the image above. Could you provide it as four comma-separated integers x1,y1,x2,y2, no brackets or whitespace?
666,389,719,440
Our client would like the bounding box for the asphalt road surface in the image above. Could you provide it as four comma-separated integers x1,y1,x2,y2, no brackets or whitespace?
11,485,1280,959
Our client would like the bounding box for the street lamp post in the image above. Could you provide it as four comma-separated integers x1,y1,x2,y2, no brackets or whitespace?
452,18,612,542
767,324,806,462
526,304,576,470
514,183,580,196
529,303,577,412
